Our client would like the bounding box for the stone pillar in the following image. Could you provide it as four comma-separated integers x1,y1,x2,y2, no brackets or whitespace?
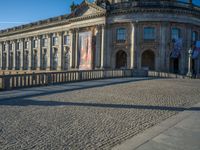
100,25,105,69
37,36,41,70
130,23,135,69
69,30,74,69
75,29,79,69
135,22,140,69
12,41,16,70
160,22,168,72
47,34,52,71
95,26,101,68
19,39,23,70
58,32,63,70
105,25,111,69
5,42,9,70
26,38,31,70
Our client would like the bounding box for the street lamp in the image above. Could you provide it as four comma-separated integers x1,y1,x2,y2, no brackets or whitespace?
187,48,193,78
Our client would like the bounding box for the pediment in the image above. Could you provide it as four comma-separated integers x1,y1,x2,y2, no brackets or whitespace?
70,1,106,18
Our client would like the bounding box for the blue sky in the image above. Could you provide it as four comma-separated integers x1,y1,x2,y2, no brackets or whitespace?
0,0,83,30
0,0,199,30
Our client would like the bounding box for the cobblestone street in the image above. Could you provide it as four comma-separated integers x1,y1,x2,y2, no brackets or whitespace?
0,78,200,150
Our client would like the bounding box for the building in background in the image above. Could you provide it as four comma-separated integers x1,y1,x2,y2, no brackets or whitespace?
0,0,200,75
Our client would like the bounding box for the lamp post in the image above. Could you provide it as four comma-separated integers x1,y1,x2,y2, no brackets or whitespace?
187,48,193,78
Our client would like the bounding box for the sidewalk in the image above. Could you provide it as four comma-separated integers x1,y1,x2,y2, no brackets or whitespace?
113,103,200,150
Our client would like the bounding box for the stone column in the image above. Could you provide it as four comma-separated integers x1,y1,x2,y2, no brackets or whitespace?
130,22,135,69
27,38,32,70
69,30,74,69
135,22,140,69
47,34,52,71
100,25,105,69
105,25,112,69
95,26,101,68
5,42,9,70
19,39,23,70
160,22,168,72
37,36,41,70
75,29,79,69
58,32,63,70
12,41,16,70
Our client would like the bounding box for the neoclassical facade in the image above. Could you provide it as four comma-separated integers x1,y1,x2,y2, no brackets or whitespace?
0,0,200,75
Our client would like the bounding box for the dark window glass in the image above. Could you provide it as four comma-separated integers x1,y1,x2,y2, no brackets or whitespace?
144,27,155,40
117,28,126,42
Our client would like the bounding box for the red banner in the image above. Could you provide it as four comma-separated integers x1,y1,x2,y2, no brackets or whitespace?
78,32,92,70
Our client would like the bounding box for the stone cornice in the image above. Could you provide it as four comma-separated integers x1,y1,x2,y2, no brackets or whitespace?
109,7,200,19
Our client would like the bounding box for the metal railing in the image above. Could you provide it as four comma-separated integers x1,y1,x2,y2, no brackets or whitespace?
0,69,147,90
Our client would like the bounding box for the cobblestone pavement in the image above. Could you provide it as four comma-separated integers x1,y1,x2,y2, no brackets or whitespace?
0,78,200,150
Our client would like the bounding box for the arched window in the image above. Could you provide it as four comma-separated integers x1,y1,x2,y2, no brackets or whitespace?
116,28,126,42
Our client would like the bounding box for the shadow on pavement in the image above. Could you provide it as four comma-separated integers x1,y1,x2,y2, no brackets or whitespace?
0,98,199,112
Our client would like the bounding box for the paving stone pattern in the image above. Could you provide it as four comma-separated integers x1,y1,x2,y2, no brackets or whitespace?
0,79,200,150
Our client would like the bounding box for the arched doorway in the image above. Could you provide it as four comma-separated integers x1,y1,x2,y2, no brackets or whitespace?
141,50,155,70
116,50,127,69
170,58,179,73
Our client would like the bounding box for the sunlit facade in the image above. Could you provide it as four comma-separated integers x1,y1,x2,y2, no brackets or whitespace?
0,0,200,75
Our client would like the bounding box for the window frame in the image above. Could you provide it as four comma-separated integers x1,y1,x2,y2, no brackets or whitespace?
116,27,127,43
143,27,156,41
64,35,70,45
171,27,181,41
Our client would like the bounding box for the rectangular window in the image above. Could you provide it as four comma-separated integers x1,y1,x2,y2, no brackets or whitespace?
117,28,126,42
16,42,20,50
64,35,70,45
42,38,48,47
172,28,181,41
33,40,38,48
24,41,29,49
53,37,58,46
192,31,198,42
144,27,155,40
9,44,12,50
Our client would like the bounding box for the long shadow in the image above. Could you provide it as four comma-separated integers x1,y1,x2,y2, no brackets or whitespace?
0,98,199,111
0,77,154,102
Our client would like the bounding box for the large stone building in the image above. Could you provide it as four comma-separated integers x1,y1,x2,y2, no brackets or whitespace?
0,0,200,75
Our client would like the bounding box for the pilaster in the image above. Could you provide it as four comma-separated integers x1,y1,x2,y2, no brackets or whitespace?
11,41,16,70
37,36,41,70
75,29,79,69
19,39,24,70
100,25,105,69
130,22,135,69
47,34,52,71
95,26,101,68
69,30,74,69
5,42,9,70
58,32,63,71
